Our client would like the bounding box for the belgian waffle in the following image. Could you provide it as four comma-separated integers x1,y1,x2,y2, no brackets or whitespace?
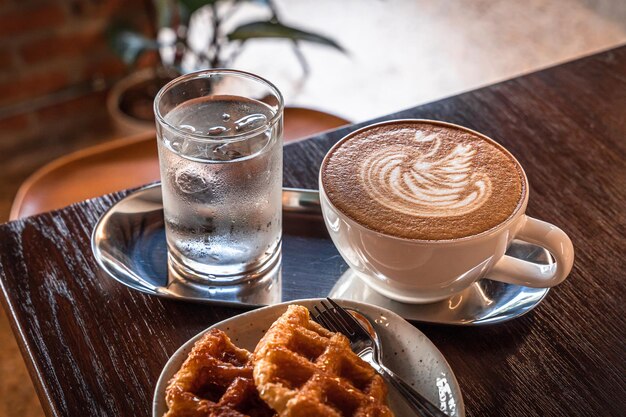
165,328,276,417
253,305,394,417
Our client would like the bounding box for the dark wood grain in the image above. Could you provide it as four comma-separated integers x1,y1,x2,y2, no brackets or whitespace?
2,46,626,417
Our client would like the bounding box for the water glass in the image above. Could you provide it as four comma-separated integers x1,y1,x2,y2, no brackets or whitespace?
154,70,283,283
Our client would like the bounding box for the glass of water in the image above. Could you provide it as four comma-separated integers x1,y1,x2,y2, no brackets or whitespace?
154,70,283,283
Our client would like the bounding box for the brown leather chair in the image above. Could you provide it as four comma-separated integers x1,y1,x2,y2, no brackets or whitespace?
10,107,348,220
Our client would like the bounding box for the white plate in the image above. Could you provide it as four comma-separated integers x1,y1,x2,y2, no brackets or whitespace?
153,299,465,416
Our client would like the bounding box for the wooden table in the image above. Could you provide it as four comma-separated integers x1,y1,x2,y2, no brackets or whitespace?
1,47,625,417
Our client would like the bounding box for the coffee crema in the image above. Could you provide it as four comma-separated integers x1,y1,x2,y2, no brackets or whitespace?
321,121,526,240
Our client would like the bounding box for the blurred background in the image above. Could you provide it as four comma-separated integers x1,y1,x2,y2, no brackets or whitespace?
0,0,624,415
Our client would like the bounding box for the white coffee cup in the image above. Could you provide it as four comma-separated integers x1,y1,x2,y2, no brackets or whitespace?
319,120,574,304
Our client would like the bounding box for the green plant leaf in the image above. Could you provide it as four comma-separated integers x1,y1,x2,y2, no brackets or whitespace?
227,20,346,53
108,27,159,66
154,0,173,28
179,0,217,15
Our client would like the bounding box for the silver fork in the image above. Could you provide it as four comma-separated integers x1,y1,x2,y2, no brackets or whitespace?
311,298,450,417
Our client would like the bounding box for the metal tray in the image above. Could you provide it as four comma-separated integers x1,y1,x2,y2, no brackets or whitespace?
92,184,551,325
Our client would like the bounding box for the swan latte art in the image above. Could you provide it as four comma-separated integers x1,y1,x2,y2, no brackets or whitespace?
321,121,526,240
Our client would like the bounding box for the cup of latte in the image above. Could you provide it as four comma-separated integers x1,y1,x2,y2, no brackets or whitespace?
319,119,575,303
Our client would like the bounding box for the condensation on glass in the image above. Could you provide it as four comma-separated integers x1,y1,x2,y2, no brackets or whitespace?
154,70,284,283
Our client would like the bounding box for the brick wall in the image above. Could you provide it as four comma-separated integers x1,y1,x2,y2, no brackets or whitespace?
0,0,154,219
0,0,154,139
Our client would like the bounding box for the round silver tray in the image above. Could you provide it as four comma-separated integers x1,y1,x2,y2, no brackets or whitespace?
92,184,551,325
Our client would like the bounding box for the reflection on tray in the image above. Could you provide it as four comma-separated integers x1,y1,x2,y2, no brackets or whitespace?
166,256,283,306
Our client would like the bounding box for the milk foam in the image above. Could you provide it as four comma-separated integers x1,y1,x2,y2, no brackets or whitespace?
360,131,492,217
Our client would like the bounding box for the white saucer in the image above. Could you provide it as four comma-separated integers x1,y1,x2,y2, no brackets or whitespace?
153,298,465,416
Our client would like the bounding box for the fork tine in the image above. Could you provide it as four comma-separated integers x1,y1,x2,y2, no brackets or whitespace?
312,306,334,330
319,300,353,335
325,298,371,337
317,301,343,332
308,308,322,325
324,298,357,333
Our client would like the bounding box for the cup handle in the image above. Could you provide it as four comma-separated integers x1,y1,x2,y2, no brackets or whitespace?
489,215,574,287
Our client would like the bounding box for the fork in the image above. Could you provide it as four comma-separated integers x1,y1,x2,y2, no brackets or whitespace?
311,298,450,417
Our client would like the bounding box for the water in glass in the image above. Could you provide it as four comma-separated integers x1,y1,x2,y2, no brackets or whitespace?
158,95,282,280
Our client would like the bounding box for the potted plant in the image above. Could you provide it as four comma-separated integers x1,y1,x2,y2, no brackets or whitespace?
107,0,345,134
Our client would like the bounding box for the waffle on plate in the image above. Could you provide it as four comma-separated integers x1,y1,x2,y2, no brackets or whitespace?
165,328,276,417
164,305,394,417
253,305,394,417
